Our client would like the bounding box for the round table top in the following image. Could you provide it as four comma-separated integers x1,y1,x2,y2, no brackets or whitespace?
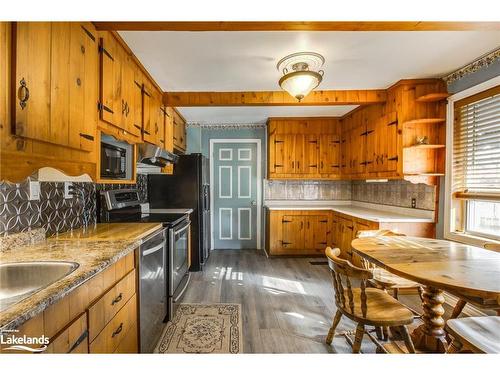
351,236,500,301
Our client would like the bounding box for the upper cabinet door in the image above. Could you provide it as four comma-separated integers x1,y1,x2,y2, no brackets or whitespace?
319,134,340,175
131,67,143,137
141,83,154,144
303,134,320,174
13,22,97,151
13,22,52,142
99,33,117,125
67,23,98,152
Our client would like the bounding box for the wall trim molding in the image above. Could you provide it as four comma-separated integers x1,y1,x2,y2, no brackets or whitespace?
443,47,500,84
187,122,266,130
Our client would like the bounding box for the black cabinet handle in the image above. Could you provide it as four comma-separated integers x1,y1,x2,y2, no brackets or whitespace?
388,156,399,161
79,133,94,141
111,323,123,338
67,330,89,353
111,293,123,306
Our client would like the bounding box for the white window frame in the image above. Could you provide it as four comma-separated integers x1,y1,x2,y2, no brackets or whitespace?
444,75,500,247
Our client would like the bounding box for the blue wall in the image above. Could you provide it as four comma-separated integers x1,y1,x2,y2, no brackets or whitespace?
186,126,267,177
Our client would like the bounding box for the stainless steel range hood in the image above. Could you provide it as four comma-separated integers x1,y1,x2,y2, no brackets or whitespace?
136,143,179,167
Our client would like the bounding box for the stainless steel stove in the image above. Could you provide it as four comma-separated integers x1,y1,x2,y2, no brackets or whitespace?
97,189,191,352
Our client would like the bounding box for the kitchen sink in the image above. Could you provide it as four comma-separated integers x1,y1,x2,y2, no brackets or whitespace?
0,261,79,312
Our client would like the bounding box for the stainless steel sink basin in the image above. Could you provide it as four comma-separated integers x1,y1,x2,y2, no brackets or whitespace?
0,261,79,312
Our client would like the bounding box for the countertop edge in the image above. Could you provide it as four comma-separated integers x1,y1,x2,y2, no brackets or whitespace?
0,240,140,332
263,200,435,223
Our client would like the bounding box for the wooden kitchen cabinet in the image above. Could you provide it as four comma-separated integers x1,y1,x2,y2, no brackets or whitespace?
173,109,187,152
12,22,98,152
268,117,341,179
340,79,447,183
266,210,333,256
0,251,139,354
99,33,142,142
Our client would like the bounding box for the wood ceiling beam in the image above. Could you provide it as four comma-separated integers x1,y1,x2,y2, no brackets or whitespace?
163,90,387,107
93,21,500,31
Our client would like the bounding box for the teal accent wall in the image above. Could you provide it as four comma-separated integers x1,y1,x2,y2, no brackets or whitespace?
186,126,202,154
186,126,267,177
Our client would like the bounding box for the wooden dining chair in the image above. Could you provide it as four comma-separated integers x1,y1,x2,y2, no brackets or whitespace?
324,247,416,353
355,230,423,301
450,242,500,319
446,316,500,353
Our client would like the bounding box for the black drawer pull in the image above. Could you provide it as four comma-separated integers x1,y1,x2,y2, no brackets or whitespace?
79,133,94,141
112,323,123,338
387,156,399,161
111,293,123,305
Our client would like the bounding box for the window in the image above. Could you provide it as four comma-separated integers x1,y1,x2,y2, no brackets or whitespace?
448,84,500,243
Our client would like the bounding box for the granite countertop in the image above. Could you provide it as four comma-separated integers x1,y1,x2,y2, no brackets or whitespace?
263,200,434,223
0,223,163,331
52,222,163,241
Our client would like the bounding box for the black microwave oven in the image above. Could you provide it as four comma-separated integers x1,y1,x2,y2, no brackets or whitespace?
101,142,127,179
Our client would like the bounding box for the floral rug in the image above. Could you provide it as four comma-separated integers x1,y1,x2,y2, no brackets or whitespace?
155,303,242,354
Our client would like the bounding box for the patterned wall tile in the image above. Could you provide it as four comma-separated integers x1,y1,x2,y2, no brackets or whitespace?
0,174,149,237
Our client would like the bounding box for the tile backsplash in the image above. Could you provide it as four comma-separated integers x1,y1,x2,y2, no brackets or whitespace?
264,179,436,211
0,174,148,237
264,180,352,201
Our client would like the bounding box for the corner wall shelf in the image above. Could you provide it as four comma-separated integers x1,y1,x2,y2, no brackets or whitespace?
404,144,446,150
415,93,449,102
403,118,446,125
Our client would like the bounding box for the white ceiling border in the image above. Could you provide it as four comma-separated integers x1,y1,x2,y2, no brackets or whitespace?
187,122,266,130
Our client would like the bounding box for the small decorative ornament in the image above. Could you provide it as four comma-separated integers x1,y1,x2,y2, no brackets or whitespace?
415,136,429,145
277,52,325,102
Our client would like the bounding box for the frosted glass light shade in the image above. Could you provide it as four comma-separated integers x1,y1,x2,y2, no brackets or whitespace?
278,71,322,101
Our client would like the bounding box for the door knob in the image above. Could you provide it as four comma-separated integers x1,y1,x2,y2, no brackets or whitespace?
251,200,256,206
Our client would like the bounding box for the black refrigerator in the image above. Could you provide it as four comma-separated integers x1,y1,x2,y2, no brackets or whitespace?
148,153,210,271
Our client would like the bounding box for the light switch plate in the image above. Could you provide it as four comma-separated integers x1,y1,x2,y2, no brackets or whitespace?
28,181,40,201
64,182,73,199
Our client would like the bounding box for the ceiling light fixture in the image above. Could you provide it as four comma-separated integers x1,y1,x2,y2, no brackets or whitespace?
277,52,325,102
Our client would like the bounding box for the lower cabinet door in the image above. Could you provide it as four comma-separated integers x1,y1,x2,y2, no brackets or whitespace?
113,323,139,353
281,215,305,252
89,295,137,354
44,313,88,354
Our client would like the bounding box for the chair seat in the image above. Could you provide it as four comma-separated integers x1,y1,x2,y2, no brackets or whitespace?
337,287,414,326
370,268,420,289
446,316,500,353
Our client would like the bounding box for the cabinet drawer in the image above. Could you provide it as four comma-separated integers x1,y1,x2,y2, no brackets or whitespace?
89,295,137,354
113,323,138,354
88,269,136,342
44,313,88,354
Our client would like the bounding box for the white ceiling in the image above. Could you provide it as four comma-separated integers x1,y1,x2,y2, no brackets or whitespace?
178,105,358,124
119,30,500,122
120,30,500,91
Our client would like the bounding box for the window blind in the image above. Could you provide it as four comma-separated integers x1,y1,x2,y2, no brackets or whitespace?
453,85,500,199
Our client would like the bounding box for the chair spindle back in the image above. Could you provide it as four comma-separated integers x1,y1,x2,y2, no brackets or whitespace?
325,247,373,317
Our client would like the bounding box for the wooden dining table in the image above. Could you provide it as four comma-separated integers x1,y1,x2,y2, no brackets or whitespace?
351,235,500,353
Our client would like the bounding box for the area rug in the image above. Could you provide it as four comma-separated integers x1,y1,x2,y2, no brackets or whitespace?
155,303,243,354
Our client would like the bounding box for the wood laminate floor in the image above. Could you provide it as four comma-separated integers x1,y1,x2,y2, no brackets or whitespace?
180,249,439,353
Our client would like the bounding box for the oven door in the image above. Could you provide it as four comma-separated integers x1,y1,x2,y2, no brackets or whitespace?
169,219,190,299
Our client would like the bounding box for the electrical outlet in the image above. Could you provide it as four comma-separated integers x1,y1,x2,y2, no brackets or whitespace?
64,182,73,199
411,198,417,208
28,181,40,201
